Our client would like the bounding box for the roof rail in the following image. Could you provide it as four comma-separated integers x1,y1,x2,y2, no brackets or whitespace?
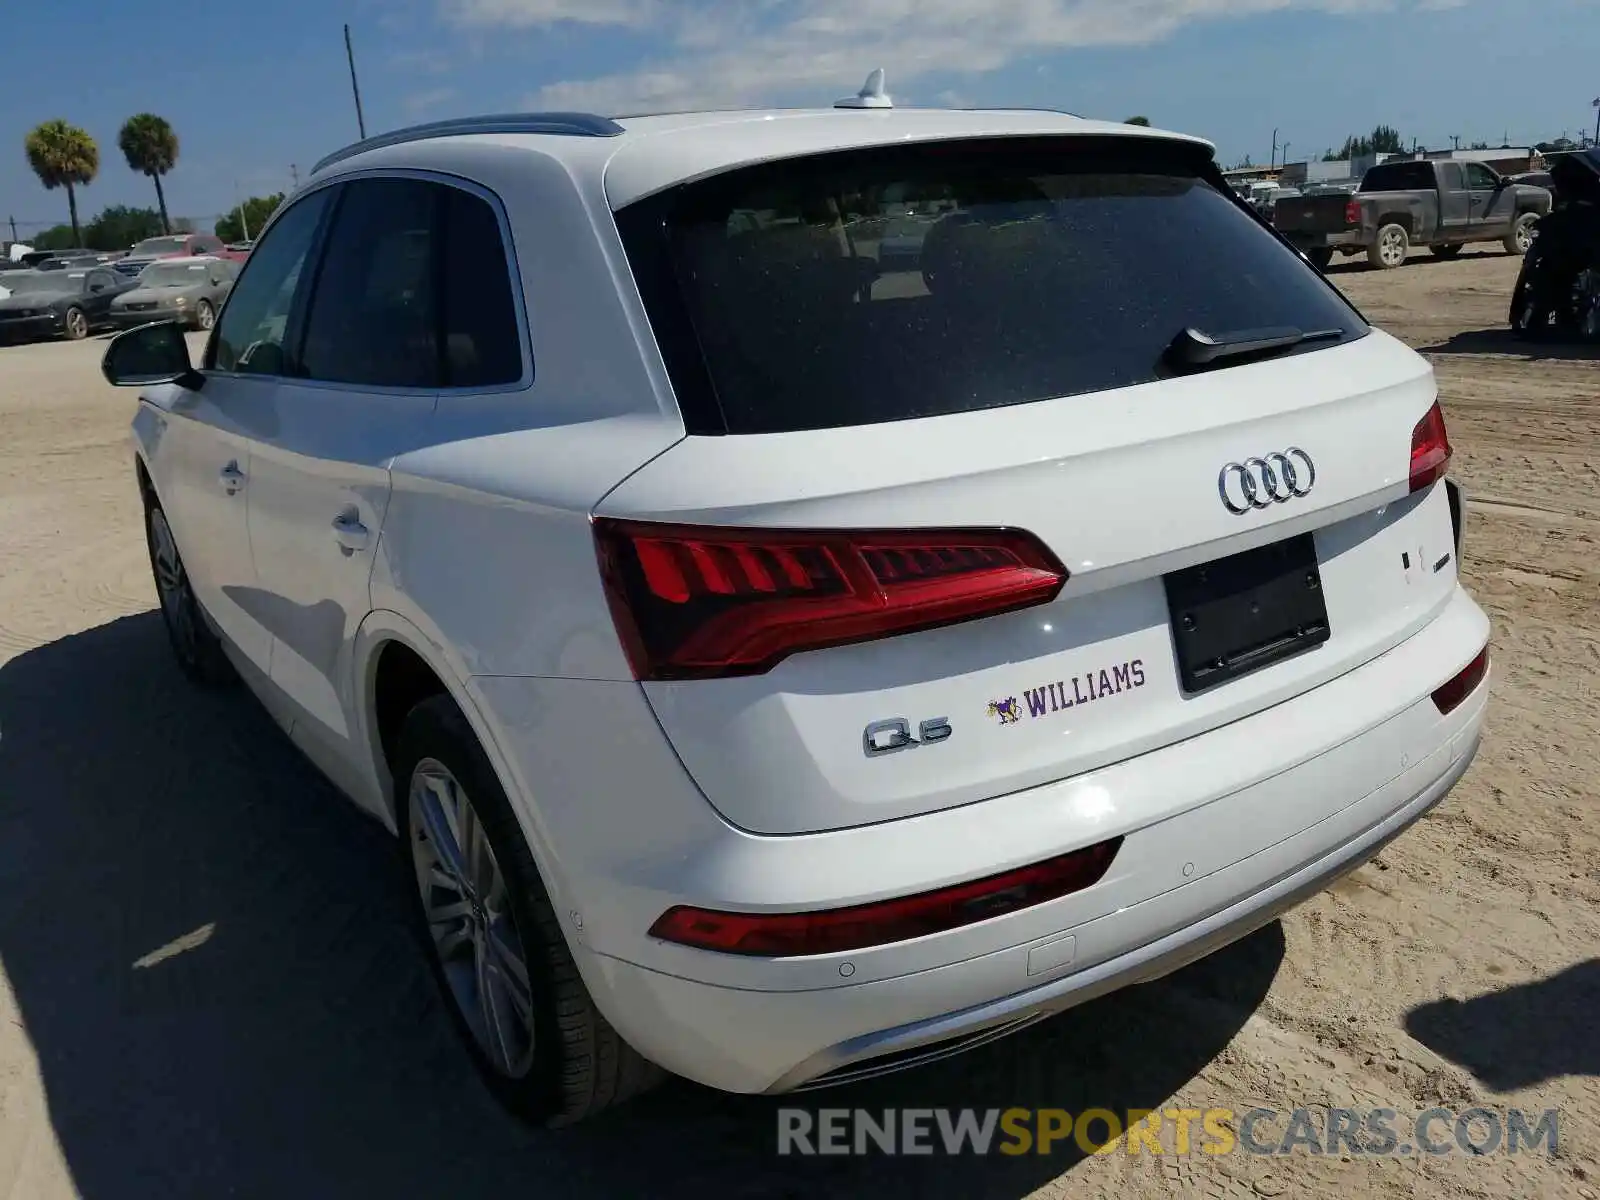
311,111,624,175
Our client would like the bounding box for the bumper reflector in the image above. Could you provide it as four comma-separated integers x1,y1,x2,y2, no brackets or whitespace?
649,837,1123,958
1431,646,1488,715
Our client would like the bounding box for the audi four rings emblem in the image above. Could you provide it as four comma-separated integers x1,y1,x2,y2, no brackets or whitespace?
1218,448,1316,514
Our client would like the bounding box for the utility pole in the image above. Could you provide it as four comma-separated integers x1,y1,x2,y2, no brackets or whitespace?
1450,134,1461,150
1282,142,1291,168
236,182,252,242
7,215,16,243
1270,128,1278,170
345,24,368,140
290,163,300,189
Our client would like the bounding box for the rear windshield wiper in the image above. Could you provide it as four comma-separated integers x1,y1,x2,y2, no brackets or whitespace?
1167,325,1345,369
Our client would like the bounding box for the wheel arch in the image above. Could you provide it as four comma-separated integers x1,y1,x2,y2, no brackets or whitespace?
351,611,576,908
1375,212,1414,236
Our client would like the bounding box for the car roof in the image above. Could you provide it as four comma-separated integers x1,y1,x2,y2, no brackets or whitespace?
309,99,1214,211
142,254,218,265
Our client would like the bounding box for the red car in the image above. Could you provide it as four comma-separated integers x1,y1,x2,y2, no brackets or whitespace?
113,233,246,278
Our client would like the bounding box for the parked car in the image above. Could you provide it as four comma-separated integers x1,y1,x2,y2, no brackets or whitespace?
1510,149,1600,340
0,266,136,341
108,256,237,331
38,251,123,269
18,248,108,268
113,232,243,277
1509,169,1556,201
101,89,1490,1125
1274,157,1552,269
225,239,255,253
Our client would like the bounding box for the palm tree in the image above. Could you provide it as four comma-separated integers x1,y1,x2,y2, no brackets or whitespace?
24,120,99,247
118,114,180,233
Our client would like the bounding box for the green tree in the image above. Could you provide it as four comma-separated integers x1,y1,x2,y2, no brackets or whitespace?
1124,115,1151,127
1331,124,1407,161
84,205,165,251
117,114,180,233
29,224,79,251
24,119,99,247
215,192,284,244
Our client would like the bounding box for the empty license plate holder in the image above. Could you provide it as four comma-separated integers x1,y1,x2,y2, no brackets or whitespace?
1164,533,1330,694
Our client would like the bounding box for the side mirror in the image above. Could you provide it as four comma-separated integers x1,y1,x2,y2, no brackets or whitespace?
101,321,202,389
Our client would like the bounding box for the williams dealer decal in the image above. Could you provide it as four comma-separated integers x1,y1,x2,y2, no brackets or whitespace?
989,660,1146,726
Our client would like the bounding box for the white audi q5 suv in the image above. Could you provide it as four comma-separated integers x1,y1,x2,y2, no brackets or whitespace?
103,79,1490,1125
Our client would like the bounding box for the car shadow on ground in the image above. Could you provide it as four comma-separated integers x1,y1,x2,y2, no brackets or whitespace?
0,612,1283,1200
1322,248,1519,275
1405,960,1600,1092
1415,328,1599,361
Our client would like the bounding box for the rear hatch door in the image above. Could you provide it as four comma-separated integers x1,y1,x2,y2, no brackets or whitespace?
601,134,1458,836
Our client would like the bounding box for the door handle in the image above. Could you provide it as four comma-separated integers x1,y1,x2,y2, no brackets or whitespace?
218,462,245,495
332,512,371,554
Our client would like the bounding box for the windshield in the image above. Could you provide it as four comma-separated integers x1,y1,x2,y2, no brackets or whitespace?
619,137,1367,435
140,263,209,287
2,272,81,296
130,236,188,257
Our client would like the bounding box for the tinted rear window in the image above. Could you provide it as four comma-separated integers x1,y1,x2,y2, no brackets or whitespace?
619,138,1366,435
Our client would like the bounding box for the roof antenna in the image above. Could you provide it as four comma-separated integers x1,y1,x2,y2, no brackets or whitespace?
835,68,893,109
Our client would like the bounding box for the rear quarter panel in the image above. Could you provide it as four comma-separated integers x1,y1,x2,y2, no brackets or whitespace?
1359,191,1436,240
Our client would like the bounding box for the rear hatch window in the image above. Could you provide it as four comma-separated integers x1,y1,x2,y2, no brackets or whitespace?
617,137,1367,435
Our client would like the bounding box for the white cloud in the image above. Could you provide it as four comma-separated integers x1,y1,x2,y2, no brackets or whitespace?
467,0,1472,114
442,0,662,27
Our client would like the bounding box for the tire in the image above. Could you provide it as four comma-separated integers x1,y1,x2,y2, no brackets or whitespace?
62,305,88,340
1367,223,1409,269
1503,213,1537,256
395,695,662,1126
1573,267,1600,343
144,498,237,686
1305,247,1334,271
1509,276,1543,339
194,299,215,331
1430,242,1464,260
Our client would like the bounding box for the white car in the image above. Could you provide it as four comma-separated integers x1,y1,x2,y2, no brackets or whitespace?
102,76,1490,1125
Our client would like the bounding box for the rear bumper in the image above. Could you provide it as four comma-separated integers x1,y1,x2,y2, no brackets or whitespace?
473,585,1490,1093
779,735,1475,1091
589,679,1484,1093
1282,230,1363,250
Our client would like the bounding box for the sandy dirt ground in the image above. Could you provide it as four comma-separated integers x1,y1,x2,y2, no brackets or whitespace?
0,250,1595,1200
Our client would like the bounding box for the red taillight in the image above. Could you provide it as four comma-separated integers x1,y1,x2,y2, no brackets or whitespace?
1409,401,1453,493
1432,646,1488,715
1344,198,1360,226
593,519,1068,680
649,838,1122,957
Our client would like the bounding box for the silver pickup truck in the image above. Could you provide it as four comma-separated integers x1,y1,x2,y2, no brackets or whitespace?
1274,158,1553,270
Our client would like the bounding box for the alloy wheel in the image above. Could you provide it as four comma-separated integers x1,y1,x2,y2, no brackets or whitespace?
66,308,87,338
197,301,215,331
409,759,536,1079
148,507,197,660
1380,228,1406,267
1515,221,1535,254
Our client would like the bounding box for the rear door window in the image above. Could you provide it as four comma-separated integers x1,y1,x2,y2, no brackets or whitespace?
1361,161,1433,192
619,137,1367,435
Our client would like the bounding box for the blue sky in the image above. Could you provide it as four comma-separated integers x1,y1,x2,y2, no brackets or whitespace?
3,0,1596,238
